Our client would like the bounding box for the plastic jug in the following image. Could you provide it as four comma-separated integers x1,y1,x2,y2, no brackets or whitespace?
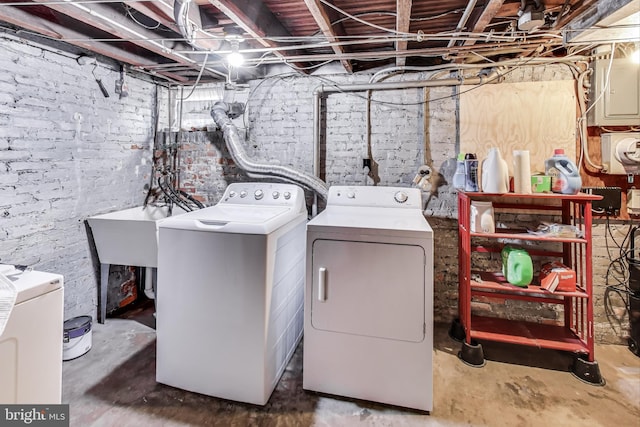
544,149,582,195
452,153,466,191
482,147,509,194
501,246,533,287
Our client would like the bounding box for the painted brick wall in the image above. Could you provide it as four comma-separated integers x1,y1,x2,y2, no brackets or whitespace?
0,33,156,319
166,65,631,344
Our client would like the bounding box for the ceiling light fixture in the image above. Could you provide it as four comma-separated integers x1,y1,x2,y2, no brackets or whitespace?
226,35,245,67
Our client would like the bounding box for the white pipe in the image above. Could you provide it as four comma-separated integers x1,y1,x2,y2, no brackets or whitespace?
312,70,504,182
66,1,227,80
447,0,479,48
144,267,155,299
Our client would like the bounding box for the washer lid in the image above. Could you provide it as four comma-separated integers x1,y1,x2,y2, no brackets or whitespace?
158,204,304,234
1,270,63,304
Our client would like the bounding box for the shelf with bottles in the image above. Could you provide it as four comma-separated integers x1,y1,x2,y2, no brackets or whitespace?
452,190,604,385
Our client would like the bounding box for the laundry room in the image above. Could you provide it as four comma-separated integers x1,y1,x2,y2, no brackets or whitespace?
0,1,639,426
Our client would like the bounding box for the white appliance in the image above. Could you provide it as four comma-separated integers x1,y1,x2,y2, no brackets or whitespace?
156,182,307,405
0,268,64,403
601,132,640,175
304,186,434,412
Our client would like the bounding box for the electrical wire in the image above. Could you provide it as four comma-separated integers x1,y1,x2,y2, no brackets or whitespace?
177,53,209,101
317,0,412,36
124,4,160,30
603,218,636,336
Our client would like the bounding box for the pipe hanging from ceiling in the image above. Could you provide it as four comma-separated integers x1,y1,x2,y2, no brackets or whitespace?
210,102,329,200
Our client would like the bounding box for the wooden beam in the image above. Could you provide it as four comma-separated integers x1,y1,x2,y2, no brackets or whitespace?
30,0,225,80
304,0,352,73
127,0,223,51
0,5,189,82
208,0,308,71
395,0,412,67
462,0,505,46
559,0,635,41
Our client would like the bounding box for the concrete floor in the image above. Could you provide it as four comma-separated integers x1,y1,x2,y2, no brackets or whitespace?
62,304,640,427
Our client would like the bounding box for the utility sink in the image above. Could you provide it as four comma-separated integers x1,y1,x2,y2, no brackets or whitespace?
87,205,186,268
87,205,187,323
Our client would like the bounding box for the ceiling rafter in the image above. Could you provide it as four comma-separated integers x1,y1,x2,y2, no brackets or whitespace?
29,0,226,80
395,0,412,67
126,0,223,51
0,4,189,82
462,0,505,46
208,0,309,72
304,0,352,73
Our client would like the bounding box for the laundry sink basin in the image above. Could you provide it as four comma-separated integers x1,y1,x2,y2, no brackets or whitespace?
87,205,187,268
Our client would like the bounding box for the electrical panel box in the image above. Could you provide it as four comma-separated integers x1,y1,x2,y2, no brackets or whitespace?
588,57,640,126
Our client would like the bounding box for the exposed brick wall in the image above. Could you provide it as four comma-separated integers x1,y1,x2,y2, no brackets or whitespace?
0,33,156,319
166,65,629,344
1,31,629,346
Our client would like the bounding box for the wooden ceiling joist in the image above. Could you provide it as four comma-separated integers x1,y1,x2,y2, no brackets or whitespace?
463,0,505,47
208,0,309,71
0,4,189,82
304,0,352,73
395,0,412,67
29,0,225,80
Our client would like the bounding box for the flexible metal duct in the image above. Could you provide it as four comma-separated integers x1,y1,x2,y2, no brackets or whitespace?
211,102,329,199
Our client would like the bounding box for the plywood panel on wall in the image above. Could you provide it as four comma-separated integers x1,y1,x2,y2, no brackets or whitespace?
460,80,576,175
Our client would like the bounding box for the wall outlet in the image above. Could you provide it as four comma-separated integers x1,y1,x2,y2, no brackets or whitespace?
629,189,640,216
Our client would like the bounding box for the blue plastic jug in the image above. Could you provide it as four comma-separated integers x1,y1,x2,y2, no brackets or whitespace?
544,149,581,195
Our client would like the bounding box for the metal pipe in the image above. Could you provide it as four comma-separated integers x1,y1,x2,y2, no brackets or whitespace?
311,70,504,181
211,102,329,199
447,0,479,48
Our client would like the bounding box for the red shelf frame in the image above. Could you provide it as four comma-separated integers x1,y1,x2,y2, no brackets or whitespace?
458,191,601,361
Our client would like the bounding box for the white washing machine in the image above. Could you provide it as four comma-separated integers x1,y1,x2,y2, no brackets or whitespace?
156,182,307,405
304,186,434,412
0,268,64,403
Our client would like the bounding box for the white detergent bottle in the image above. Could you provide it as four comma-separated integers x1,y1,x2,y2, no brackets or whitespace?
545,149,582,194
481,147,509,193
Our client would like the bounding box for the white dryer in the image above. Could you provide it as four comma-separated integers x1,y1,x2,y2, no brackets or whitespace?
0,268,64,404
304,186,433,412
156,182,307,405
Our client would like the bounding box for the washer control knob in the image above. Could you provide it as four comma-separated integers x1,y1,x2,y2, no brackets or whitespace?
347,192,355,199
228,191,236,198
240,191,247,198
394,191,408,203
272,191,280,199
254,189,264,200
283,191,291,200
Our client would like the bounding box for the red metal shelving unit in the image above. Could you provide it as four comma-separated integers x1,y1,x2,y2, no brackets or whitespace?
453,191,605,385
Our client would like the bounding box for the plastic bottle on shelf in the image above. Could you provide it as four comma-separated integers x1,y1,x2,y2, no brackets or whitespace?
544,149,582,195
464,153,479,192
452,153,466,191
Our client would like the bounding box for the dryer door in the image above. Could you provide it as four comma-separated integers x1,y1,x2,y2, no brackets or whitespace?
311,239,425,342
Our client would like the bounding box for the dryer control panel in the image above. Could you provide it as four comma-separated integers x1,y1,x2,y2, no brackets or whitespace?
327,186,422,209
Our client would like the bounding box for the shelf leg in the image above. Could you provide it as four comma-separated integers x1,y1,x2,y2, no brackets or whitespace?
449,318,466,342
571,355,605,386
458,340,486,367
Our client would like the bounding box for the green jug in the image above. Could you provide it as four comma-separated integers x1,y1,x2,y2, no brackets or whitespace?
501,246,533,287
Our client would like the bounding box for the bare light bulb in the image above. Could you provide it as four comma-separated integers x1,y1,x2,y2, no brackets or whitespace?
227,51,244,67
